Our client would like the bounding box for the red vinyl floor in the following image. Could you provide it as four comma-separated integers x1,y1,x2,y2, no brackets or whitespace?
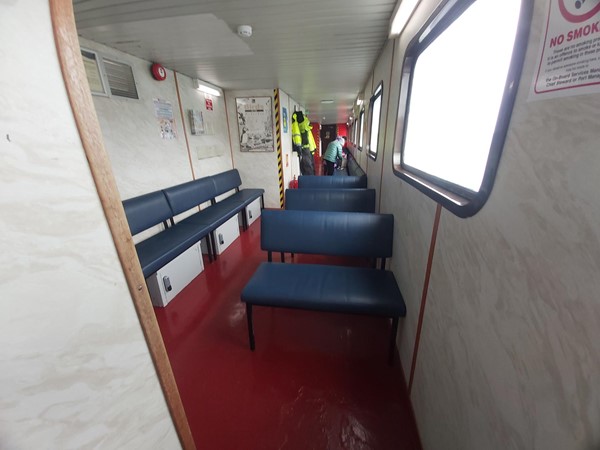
154,218,422,450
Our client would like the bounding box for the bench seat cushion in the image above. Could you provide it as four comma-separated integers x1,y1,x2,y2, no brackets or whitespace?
241,263,406,317
180,189,263,229
136,222,212,278
217,189,264,211
285,188,375,213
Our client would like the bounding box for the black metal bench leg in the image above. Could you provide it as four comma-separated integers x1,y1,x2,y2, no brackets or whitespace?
242,210,248,231
389,317,399,366
246,303,255,351
210,231,218,260
206,235,214,263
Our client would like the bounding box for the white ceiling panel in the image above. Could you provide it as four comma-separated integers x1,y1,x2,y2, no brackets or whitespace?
74,0,399,124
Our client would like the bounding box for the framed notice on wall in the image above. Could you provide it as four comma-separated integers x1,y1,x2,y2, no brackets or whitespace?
189,110,205,135
80,48,108,96
236,97,274,152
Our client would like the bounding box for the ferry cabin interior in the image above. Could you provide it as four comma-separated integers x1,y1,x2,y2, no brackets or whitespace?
2,0,600,449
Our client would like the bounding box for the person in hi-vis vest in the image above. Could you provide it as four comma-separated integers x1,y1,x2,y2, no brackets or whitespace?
291,110,316,175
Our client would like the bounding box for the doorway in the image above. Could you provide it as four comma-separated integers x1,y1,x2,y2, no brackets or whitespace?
320,124,337,155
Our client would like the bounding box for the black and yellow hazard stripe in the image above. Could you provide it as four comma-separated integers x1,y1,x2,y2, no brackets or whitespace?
273,89,284,208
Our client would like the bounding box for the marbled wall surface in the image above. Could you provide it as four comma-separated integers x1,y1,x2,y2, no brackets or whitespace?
356,72,374,174
80,37,234,241
176,74,234,179
81,37,234,199
405,0,600,448
0,1,180,448
80,38,195,201
377,36,439,382
380,178,437,383
366,41,394,206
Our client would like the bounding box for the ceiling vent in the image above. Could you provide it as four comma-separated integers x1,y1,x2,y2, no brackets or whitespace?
103,58,139,99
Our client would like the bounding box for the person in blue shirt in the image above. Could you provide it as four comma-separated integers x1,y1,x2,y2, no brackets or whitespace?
323,136,345,176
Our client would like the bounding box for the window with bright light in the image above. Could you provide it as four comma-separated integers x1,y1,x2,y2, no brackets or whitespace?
368,83,383,160
393,0,532,217
358,109,365,150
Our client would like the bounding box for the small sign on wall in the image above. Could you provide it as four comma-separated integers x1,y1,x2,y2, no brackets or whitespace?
530,0,600,100
189,110,205,135
80,48,108,96
153,98,177,140
205,96,214,111
282,107,288,133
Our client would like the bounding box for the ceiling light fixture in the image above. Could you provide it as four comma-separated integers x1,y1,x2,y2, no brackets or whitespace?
389,0,421,38
320,99,334,104
194,79,223,96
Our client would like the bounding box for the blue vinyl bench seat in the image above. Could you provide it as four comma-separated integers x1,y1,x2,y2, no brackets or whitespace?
346,152,366,177
241,209,406,364
297,174,367,189
164,170,264,234
242,263,405,317
176,191,263,236
123,169,264,279
134,222,213,277
210,189,266,220
331,150,366,178
285,188,375,213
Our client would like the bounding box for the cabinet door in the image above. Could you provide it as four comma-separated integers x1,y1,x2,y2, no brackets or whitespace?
146,243,204,307
245,197,262,227
215,215,240,254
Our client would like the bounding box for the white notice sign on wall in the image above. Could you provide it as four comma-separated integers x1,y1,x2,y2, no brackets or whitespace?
530,0,600,100
153,98,177,140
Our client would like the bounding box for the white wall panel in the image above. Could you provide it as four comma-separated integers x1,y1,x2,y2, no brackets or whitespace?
407,1,600,449
79,37,194,200
379,41,438,385
0,1,179,448
176,74,234,179
366,41,394,207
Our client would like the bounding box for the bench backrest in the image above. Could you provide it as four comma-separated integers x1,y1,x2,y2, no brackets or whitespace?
347,154,366,177
298,175,367,189
122,191,173,235
163,177,217,216
261,210,393,258
212,169,242,196
285,188,376,213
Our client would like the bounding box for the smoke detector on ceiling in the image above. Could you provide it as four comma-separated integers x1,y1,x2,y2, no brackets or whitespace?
237,25,253,37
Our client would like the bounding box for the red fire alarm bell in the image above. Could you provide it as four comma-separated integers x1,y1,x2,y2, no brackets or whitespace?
151,63,167,81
